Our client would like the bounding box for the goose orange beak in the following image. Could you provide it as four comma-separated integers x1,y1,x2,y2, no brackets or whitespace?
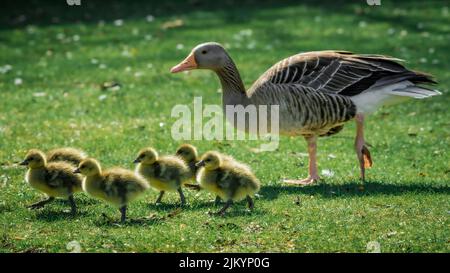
170,52,197,73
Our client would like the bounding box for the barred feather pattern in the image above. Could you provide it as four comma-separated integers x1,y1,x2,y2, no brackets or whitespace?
217,50,436,137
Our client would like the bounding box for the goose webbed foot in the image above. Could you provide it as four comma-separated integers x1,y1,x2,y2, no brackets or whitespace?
283,176,320,185
27,196,55,209
283,135,320,186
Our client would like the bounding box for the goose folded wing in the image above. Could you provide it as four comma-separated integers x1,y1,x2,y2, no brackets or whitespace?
252,51,435,97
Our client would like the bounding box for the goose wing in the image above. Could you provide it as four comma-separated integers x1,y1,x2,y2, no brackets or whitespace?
248,51,435,97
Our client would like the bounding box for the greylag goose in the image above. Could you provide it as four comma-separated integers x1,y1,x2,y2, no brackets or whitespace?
171,42,440,185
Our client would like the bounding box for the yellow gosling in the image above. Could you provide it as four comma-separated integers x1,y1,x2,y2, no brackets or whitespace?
175,144,199,181
46,147,87,166
20,149,83,215
134,147,191,205
196,151,260,215
75,158,149,223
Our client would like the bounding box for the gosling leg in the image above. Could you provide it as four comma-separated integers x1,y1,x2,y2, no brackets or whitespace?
214,196,222,206
355,113,373,181
120,205,127,223
155,191,165,204
246,195,254,210
214,200,233,216
68,195,77,216
27,196,55,209
177,188,186,206
283,135,320,185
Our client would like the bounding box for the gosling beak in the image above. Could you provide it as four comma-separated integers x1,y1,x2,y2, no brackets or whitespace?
133,158,141,164
170,52,197,73
195,160,205,167
19,160,29,166
73,168,81,174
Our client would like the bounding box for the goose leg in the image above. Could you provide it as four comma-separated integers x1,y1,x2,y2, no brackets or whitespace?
27,196,55,209
283,135,320,185
177,188,186,206
119,205,127,223
155,191,165,204
355,113,373,181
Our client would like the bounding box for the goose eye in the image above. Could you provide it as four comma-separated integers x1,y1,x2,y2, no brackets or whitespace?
201,50,207,54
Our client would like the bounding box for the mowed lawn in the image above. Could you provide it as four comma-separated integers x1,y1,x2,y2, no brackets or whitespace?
0,0,449,253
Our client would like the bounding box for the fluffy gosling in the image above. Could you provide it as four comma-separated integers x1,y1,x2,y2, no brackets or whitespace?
196,151,260,215
47,147,87,166
134,147,191,205
75,158,149,223
19,149,83,215
175,144,199,181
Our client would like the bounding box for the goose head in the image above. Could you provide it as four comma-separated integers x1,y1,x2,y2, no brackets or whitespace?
175,144,198,162
196,151,222,170
74,158,101,176
20,149,46,168
171,42,229,73
134,148,158,165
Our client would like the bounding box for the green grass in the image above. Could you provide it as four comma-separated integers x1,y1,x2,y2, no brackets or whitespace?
0,0,449,253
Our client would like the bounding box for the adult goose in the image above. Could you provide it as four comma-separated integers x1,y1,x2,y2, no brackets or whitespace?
171,42,440,185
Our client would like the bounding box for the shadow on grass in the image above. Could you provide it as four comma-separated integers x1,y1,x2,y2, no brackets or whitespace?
146,197,266,217
34,209,88,222
260,180,450,200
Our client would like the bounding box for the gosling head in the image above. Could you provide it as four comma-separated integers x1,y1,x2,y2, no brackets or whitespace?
74,158,101,176
176,144,198,162
134,148,158,165
170,42,229,73
20,149,47,169
196,151,222,170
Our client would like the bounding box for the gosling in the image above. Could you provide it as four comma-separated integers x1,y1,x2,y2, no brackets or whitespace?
75,158,149,223
196,151,260,215
134,147,191,206
46,147,87,166
175,144,199,181
19,149,83,215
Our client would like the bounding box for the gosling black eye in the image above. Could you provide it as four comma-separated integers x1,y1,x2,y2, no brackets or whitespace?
201,50,207,54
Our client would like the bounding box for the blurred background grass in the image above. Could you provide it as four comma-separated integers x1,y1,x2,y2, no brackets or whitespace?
0,0,448,252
